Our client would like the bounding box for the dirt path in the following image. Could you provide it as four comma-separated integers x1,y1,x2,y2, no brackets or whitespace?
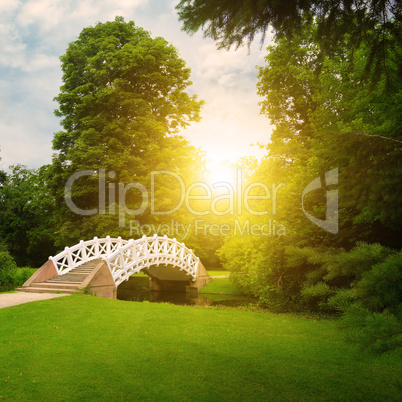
0,292,69,309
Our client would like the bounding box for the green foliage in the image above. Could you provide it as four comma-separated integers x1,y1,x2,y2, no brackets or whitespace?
0,268,34,290
53,18,203,169
0,170,6,187
257,21,402,248
220,238,401,315
299,243,400,308
331,250,402,357
79,285,92,295
0,165,57,266
339,304,402,357
178,1,397,47
0,251,33,291
0,252,17,272
177,0,305,49
177,1,400,88
218,236,307,310
356,251,402,313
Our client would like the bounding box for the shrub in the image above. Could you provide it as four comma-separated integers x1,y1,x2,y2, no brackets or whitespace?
335,250,402,357
0,252,17,272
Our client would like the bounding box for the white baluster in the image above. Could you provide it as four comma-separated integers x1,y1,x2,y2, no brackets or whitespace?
65,246,73,273
80,240,88,263
106,235,111,255
93,236,100,258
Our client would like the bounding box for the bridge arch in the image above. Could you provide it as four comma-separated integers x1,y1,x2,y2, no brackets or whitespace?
49,235,205,287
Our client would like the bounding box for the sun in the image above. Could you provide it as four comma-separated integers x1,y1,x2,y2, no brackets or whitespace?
204,158,237,186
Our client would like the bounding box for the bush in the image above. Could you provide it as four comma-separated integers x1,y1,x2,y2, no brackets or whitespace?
338,303,402,357
0,252,17,291
0,252,35,291
335,250,402,357
0,252,17,272
218,236,303,311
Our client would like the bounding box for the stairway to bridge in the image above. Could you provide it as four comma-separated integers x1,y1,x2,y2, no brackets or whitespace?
17,259,102,295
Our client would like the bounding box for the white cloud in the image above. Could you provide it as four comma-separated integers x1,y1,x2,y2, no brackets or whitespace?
17,0,69,32
0,0,21,14
0,118,53,169
106,0,146,12
22,53,60,72
0,22,26,68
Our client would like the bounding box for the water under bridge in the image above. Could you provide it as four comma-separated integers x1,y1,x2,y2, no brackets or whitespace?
18,235,211,298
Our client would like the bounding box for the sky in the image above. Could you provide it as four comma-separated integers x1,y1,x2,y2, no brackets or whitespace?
0,0,273,171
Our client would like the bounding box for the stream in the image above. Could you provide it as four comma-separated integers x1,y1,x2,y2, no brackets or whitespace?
117,276,256,307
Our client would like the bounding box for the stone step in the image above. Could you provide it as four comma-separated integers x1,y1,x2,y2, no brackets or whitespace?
60,267,97,272
31,282,80,290
75,270,96,273
58,260,102,275
46,274,87,283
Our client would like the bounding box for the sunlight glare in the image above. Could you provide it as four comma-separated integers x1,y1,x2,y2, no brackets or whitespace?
205,158,237,186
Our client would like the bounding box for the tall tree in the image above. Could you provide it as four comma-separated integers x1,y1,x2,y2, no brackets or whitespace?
257,21,402,248
51,17,205,245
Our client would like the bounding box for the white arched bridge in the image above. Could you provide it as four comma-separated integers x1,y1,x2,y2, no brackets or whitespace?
19,235,211,298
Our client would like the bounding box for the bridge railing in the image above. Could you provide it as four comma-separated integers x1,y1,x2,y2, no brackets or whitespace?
104,235,200,286
49,236,129,275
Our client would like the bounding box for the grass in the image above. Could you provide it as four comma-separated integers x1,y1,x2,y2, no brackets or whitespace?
200,277,244,295
130,270,229,278
206,270,229,276
130,271,148,277
0,294,400,401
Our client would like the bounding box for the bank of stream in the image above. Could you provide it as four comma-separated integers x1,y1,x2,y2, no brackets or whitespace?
117,276,256,307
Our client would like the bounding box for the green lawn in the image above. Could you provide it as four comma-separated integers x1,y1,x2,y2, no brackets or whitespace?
0,294,400,401
206,270,229,276
200,277,244,295
130,271,148,277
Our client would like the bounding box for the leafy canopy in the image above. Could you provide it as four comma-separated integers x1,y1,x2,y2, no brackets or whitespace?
53,16,203,176
51,17,206,247
176,0,400,50
176,1,401,85
0,165,56,266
